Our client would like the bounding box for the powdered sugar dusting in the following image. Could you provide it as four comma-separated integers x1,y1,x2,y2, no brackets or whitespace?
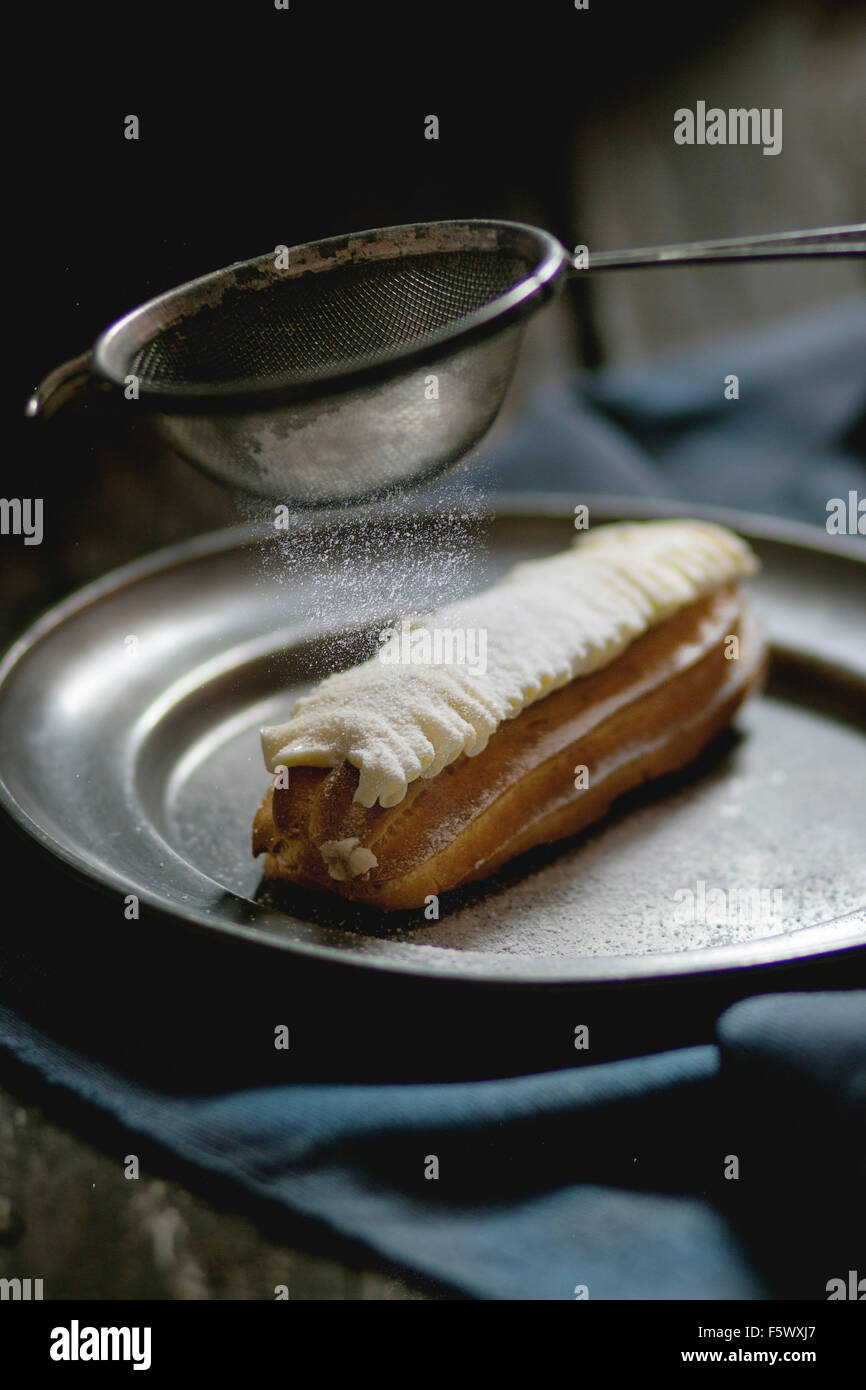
259,519,757,807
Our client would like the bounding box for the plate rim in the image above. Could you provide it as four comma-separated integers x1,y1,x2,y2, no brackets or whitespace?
1,492,864,987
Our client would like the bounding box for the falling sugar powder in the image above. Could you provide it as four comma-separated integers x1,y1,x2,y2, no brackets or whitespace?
234,477,493,676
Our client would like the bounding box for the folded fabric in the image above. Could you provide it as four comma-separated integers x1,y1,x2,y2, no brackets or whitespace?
460,294,866,525
0,990,862,1299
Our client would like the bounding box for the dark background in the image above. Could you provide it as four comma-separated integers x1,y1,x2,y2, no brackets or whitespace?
15,0,753,391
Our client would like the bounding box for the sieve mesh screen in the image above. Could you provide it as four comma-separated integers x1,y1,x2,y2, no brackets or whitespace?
130,249,531,387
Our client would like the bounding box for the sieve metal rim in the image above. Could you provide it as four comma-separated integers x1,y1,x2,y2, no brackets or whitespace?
90,219,566,412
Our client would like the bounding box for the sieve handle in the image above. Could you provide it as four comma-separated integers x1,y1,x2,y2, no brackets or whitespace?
26,351,94,421
572,224,866,272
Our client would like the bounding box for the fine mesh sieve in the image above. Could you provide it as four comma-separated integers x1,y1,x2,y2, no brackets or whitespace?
27,219,866,506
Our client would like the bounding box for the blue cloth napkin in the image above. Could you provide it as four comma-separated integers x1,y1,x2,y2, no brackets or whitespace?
1,297,864,1299
0,991,863,1299
464,293,866,523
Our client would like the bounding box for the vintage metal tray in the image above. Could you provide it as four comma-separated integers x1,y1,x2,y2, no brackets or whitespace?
1,496,863,984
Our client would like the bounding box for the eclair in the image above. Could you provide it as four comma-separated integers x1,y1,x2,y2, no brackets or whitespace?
253,520,767,911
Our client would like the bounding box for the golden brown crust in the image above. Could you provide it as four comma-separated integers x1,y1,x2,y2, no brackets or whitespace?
252,587,767,910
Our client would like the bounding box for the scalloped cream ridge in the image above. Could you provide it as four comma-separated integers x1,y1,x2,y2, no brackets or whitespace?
260,520,758,809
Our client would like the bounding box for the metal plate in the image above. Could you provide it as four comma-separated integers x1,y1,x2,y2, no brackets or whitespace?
1,495,864,984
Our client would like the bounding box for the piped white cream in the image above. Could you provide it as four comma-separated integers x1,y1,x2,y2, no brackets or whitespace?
260,520,758,808
318,838,379,881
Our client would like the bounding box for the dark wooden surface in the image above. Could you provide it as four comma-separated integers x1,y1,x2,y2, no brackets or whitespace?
0,1080,446,1300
